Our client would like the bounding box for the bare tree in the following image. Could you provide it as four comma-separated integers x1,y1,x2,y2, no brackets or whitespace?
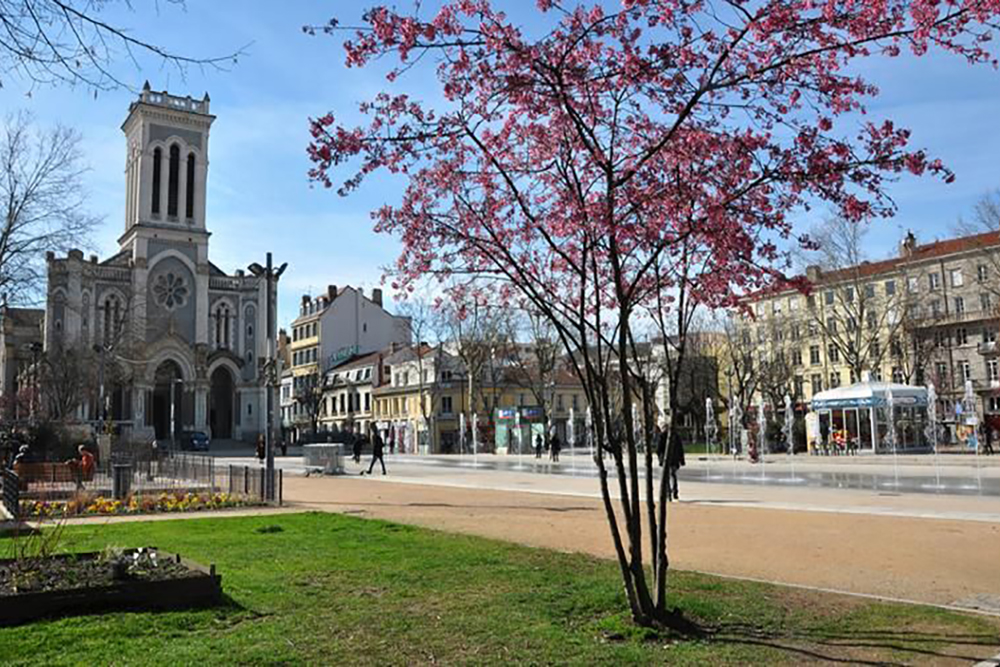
396,298,443,452
955,189,1000,315
0,0,243,92
502,307,561,444
803,216,904,383
38,341,94,420
0,112,99,303
437,297,505,432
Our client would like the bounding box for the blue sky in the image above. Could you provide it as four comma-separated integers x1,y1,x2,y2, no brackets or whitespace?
6,1,1000,327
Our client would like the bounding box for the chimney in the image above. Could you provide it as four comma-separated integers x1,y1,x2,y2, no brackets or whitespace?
806,265,821,283
372,288,383,307
327,285,337,301
89,255,98,264
899,230,917,258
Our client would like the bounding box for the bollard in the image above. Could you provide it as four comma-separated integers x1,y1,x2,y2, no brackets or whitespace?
112,463,132,500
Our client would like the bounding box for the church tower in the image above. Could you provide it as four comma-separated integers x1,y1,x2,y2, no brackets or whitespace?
121,81,214,238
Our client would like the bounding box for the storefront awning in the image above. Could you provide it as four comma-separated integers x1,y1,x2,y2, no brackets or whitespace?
810,381,928,410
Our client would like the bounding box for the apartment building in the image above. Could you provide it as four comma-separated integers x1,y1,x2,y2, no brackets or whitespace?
317,349,387,437
287,285,411,436
745,230,1000,423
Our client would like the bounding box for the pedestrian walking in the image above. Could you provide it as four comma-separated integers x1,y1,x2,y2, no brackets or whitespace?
666,433,685,500
255,434,265,462
363,423,387,475
280,439,288,457
982,424,995,455
550,434,561,462
535,434,543,459
344,427,359,464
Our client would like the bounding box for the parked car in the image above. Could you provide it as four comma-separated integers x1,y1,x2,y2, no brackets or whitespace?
181,431,210,452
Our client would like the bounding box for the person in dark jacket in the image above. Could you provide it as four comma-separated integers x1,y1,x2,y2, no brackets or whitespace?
656,427,668,467
255,434,265,462
363,424,386,475
666,432,685,500
535,434,543,459
550,434,561,462
350,428,362,464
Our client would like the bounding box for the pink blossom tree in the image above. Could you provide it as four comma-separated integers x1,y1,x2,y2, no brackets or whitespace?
306,0,1000,630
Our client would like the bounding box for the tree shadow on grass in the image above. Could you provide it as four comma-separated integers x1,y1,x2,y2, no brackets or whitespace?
706,621,1000,665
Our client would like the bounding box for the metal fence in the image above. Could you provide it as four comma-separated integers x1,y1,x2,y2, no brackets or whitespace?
16,452,280,505
1,468,18,519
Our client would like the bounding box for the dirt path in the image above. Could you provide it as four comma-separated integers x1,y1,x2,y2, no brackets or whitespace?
285,475,1000,612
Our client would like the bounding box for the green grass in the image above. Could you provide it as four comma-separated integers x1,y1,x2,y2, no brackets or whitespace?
1,512,997,665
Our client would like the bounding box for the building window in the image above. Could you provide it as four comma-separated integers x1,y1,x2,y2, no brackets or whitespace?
826,317,837,334
572,394,579,410
978,265,989,282
954,296,965,315
989,360,999,383
885,280,896,296
930,300,941,317
981,293,992,313
185,153,196,219
928,272,940,290
442,395,453,414
827,344,840,363
961,360,971,381
846,317,857,332
807,295,816,310
215,304,231,349
792,349,803,366
151,147,162,215
167,143,180,217
811,374,823,394
809,346,821,365
956,328,968,346
990,397,1000,411
871,339,880,358
789,297,799,311
892,367,903,383
984,328,998,344
364,392,370,412
824,290,834,306
864,284,875,298
950,268,964,287
844,287,854,303
794,376,804,396
829,371,840,388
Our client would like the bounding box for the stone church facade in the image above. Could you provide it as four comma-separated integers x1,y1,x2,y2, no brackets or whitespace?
44,84,273,443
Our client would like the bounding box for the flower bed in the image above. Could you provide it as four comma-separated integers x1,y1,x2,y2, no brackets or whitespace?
21,492,257,519
0,547,221,625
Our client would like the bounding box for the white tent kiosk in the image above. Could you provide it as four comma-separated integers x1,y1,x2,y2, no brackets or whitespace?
808,380,928,453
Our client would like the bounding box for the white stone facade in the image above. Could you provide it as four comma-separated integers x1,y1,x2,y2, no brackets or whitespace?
44,85,277,443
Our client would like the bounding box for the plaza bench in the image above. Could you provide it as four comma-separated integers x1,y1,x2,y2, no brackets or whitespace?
13,462,95,490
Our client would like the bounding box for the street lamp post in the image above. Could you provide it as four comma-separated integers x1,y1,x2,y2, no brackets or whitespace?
169,377,183,451
248,252,287,502
27,342,43,423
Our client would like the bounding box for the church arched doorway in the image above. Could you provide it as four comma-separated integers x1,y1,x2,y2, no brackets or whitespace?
210,366,235,440
152,360,184,441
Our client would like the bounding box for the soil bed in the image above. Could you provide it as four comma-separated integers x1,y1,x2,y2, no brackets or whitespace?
0,549,221,625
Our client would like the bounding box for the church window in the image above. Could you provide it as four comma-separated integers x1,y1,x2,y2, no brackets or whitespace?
153,272,188,310
103,296,123,342
152,147,162,215
247,324,254,337
167,144,180,217
185,153,196,219
215,303,232,349
247,351,253,364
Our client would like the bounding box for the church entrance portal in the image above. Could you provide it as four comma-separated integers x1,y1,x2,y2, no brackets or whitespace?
152,360,183,441
210,367,235,440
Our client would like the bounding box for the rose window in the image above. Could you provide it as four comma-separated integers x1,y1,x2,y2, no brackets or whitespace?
153,272,189,310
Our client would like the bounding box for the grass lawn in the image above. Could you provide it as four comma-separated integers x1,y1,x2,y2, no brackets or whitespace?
1,512,998,665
